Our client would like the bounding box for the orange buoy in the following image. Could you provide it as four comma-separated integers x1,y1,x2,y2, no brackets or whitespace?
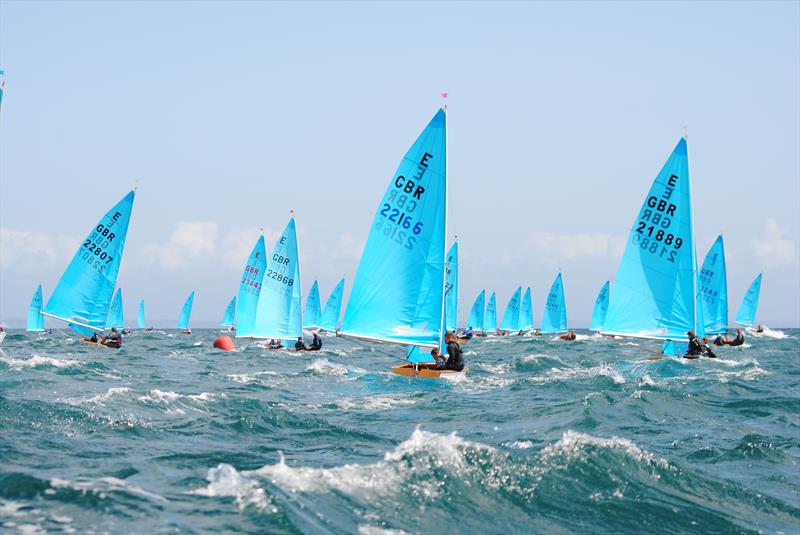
213,335,235,351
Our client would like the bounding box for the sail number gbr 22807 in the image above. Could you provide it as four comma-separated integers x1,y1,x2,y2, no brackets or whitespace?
632,174,684,263
80,211,123,273
374,152,434,250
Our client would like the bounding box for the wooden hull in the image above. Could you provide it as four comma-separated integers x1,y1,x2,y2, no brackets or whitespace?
390,363,467,378
81,338,120,349
456,337,471,344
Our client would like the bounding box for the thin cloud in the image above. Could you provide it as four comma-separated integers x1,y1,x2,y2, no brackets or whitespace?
138,221,219,272
0,227,80,270
750,218,797,268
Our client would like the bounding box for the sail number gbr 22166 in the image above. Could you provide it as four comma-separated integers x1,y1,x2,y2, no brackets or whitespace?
374,152,433,250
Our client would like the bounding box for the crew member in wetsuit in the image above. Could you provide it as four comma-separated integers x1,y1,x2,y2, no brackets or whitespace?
90,332,99,343
294,337,308,351
559,330,577,341
437,332,465,371
104,327,122,348
724,328,746,347
308,332,322,351
267,339,282,349
712,334,725,346
685,330,717,359
463,327,474,340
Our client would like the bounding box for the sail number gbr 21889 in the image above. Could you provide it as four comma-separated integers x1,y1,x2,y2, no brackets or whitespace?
374,152,434,250
632,174,684,263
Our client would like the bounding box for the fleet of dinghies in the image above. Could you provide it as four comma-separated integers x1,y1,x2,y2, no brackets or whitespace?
19,110,775,364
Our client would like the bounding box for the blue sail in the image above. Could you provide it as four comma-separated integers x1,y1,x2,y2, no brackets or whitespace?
221,296,236,327
137,299,146,329
178,291,195,330
485,292,497,333
467,290,485,332
697,235,728,335
500,287,522,332
253,218,303,340
43,191,135,332
444,242,458,332
341,109,447,349
304,280,322,329
520,287,534,331
319,277,345,332
602,138,696,340
590,280,610,332
27,285,45,332
106,288,124,329
235,235,267,338
735,273,763,327
541,272,568,334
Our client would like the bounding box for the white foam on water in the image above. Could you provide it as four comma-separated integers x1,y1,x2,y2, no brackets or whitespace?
70,387,132,406
50,476,167,503
713,357,760,368
748,326,787,339
305,358,366,378
137,389,225,414
505,440,534,449
357,526,410,535
336,394,417,411
189,463,276,512
227,370,282,385
0,354,82,370
539,430,670,470
528,364,625,385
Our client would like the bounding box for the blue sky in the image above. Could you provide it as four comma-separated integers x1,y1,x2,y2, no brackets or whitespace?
1,1,798,327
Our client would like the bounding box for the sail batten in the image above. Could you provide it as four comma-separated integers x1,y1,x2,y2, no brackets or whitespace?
341,109,447,348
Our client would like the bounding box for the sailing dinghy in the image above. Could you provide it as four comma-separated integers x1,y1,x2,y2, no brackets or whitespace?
27,285,45,332
178,291,195,334
319,277,345,333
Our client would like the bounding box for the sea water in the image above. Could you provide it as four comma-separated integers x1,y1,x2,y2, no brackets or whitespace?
1,329,798,534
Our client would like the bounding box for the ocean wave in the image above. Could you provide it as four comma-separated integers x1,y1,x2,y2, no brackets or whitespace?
0,354,83,370
304,358,367,378
527,364,626,385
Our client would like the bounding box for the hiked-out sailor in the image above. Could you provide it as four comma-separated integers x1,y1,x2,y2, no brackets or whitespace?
108,327,122,343
685,330,717,359
308,332,322,351
294,336,308,351
436,332,464,371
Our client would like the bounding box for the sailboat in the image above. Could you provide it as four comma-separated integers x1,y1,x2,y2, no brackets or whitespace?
319,277,345,333
590,280,610,332
137,299,152,331
27,285,45,332
178,291,195,334
600,137,701,351
304,280,322,330
698,235,728,335
485,291,498,335
445,242,465,342
520,287,534,333
736,273,763,329
235,235,267,339
42,190,135,347
541,272,568,334
500,287,522,334
221,296,236,330
340,108,456,377
251,218,303,342
106,288,124,330
467,290,485,335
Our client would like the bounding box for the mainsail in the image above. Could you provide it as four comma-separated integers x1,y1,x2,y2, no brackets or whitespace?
445,242,459,332
304,280,322,329
698,235,728,335
485,292,497,333
735,273,763,327
341,109,447,349
27,285,45,332
520,287,534,332
137,299,146,329
541,272,568,334
467,290,485,332
252,218,303,340
601,138,697,340
590,280,610,332
235,235,267,338
500,287,522,332
221,296,236,328
43,191,135,332
319,278,345,332
178,291,195,330
106,288,124,329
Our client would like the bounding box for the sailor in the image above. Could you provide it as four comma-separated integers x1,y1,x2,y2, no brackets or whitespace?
559,330,577,341
712,334,725,346
724,328,746,347
685,330,717,359
267,339,282,349
308,332,322,351
430,348,446,367
437,332,464,371
90,332,99,343
109,327,122,342
294,336,308,351
463,326,474,340
756,325,764,333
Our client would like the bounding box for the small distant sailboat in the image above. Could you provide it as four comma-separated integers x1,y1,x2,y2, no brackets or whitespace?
221,296,236,330
601,137,701,349
42,190,135,347
304,280,322,330
500,287,522,334
235,235,267,339
178,291,195,334
467,290,485,335
541,272,568,334
519,287,534,333
736,273,763,329
484,291,498,335
698,235,728,335
251,218,303,342
106,288,124,330
319,277,345,333
27,285,45,332
590,280,610,332
445,242,464,341
137,299,151,331
340,108,457,377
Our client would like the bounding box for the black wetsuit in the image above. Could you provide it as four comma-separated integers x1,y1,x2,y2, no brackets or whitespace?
713,335,725,346
727,333,745,347
442,341,465,371
295,340,307,351
309,334,322,351
686,336,716,358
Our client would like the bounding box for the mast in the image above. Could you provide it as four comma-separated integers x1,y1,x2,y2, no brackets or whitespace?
439,101,449,349
685,130,698,335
